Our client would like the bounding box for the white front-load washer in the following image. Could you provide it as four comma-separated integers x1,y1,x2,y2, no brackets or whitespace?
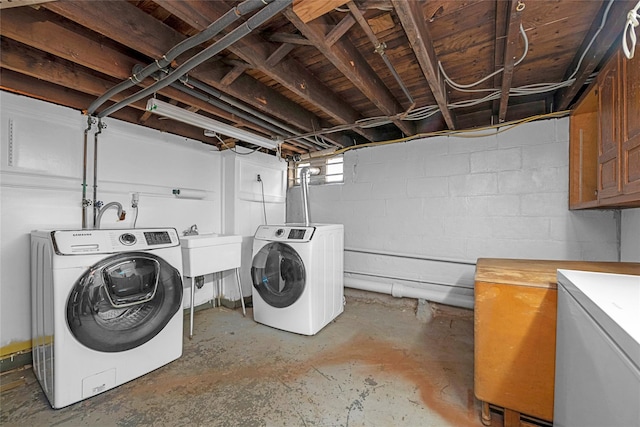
250,224,344,335
30,228,184,409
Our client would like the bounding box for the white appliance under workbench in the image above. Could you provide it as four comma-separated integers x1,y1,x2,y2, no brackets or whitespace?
179,233,243,337
555,269,640,427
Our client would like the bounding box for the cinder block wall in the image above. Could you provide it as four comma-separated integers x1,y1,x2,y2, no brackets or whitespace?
288,117,621,308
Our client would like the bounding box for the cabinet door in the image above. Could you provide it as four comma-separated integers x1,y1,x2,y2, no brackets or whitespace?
622,51,640,195
569,84,599,209
598,52,622,199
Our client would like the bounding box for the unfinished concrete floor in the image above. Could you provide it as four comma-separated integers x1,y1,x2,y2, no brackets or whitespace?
1,293,485,426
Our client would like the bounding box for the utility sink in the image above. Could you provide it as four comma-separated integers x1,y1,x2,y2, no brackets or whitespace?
179,233,242,277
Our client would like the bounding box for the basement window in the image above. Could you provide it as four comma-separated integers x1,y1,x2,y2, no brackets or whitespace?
289,155,344,187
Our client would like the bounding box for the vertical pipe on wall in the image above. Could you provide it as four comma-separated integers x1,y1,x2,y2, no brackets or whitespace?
92,120,105,228
81,116,93,229
300,166,320,226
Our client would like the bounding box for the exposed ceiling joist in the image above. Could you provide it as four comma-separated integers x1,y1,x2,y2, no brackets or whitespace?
42,0,348,149
0,0,633,157
498,0,525,122
554,0,636,110
391,0,455,130
284,7,415,136
292,0,350,24
154,0,377,143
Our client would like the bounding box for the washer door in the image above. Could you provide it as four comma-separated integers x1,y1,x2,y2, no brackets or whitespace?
66,252,182,352
251,242,306,308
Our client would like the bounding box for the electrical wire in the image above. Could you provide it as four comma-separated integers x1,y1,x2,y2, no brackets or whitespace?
623,0,640,59
327,110,570,157
283,0,616,147
438,23,529,92
132,206,139,228
213,133,262,155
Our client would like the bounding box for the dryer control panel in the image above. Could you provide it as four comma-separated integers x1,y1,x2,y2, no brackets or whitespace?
254,225,315,242
49,228,180,255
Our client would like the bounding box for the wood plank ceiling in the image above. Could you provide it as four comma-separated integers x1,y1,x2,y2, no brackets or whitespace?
0,0,635,158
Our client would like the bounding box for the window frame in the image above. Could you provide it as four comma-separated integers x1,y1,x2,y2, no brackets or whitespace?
288,154,344,188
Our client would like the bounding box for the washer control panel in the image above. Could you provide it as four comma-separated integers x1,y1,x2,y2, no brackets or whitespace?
51,228,179,255
255,225,315,242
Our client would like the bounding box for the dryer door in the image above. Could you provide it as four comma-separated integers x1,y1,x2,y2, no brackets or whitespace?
251,242,306,308
66,252,182,352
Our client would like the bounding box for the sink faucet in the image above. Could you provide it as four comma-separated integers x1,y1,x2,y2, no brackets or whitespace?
183,224,199,236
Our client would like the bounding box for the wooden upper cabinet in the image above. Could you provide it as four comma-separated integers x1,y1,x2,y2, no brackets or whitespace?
597,52,622,199
622,50,640,197
569,84,599,209
570,47,640,209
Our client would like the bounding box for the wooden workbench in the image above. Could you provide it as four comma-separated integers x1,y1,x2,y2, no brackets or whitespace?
474,258,640,426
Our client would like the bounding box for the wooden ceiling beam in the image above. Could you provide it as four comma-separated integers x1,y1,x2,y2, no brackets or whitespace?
498,0,524,123
554,0,635,110
492,0,510,121
40,0,342,147
154,0,376,143
325,14,356,46
266,43,296,68
0,38,280,143
292,0,350,24
391,0,455,130
0,68,225,146
0,12,273,137
283,8,415,136
267,32,314,46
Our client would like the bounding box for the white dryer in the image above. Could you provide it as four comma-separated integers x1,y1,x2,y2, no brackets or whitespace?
30,228,184,409
251,224,344,335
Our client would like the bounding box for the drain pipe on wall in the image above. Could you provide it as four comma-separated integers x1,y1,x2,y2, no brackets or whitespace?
344,275,474,309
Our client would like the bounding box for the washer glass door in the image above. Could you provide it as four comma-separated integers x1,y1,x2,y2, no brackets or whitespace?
66,252,182,352
251,242,306,308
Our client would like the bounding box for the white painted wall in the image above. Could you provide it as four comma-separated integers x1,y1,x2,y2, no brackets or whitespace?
0,92,285,351
621,209,640,262
221,149,287,298
288,118,621,308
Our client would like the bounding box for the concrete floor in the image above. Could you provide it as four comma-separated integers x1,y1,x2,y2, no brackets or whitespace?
1,293,486,427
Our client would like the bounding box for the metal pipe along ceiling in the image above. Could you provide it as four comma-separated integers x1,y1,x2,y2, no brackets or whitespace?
173,78,331,151
96,0,292,119
87,0,271,116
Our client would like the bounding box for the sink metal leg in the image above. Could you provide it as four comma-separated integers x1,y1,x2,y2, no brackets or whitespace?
235,268,246,316
189,276,195,339
216,273,221,307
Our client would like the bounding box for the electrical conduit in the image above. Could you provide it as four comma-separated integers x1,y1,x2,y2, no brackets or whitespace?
96,0,292,119
87,0,270,115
